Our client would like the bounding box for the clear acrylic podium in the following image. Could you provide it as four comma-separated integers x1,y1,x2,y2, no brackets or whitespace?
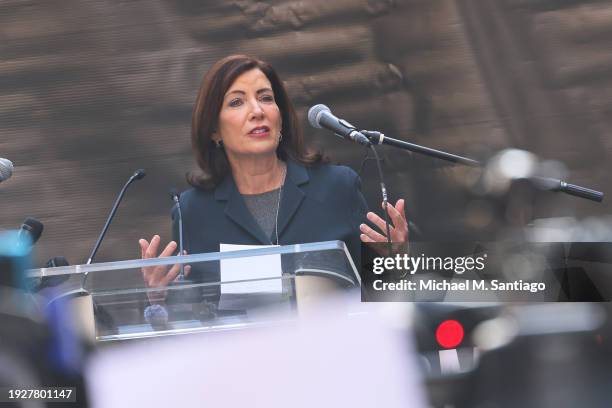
26,241,360,343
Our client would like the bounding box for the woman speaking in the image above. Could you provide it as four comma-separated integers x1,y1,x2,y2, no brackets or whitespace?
138,55,408,291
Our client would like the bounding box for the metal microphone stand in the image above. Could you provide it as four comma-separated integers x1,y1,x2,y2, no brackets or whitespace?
360,130,603,202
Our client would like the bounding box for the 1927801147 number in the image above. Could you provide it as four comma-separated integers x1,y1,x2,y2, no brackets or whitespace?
1,387,76,402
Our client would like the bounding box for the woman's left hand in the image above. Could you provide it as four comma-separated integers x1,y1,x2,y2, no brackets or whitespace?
360,199,409,254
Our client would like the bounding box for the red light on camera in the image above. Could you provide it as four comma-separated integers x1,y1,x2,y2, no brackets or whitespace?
436,319,464,349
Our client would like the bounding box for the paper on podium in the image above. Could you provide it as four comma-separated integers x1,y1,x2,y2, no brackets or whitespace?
219,243,282,294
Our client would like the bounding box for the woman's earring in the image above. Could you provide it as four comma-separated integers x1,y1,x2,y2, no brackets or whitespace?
214,139,223,148
278,132,283,142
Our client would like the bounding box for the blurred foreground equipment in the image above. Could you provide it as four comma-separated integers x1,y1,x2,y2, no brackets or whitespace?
0,231,89,407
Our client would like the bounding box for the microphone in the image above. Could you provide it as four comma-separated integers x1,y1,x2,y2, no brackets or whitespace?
308,104,371,146
531,177,604,203
486,149,604,203
0,158,13,183
169,188,185,280
86,169,146,265
15,217,44,263
17,217,44,248
46,255,70,268
144,303,169,328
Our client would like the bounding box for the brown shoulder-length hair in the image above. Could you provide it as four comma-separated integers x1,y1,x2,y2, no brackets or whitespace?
188,55,324,190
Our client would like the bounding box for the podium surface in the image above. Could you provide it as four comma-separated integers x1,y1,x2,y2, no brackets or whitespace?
27,240,359,342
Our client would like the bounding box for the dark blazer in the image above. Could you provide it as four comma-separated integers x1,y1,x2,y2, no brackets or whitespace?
172,159,368,284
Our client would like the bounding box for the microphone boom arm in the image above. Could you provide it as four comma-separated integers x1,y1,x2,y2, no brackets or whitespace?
362,130,481,167
362,130,603,202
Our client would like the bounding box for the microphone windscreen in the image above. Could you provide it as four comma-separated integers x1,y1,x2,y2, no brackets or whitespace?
21,217,44,244
133,169,146,180
307,104,330,129
144,304,169,327
0,158,13,182
45,256,70,268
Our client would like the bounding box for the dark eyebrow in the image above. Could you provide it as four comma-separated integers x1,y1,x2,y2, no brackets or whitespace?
225,88,273,97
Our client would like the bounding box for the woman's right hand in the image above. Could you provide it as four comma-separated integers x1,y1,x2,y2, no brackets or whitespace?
138,235,190,303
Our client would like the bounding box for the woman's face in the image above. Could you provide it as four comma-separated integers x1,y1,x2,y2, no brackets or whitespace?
214,68,282,162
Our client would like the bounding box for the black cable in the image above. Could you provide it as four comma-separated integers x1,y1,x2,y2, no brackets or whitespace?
357,149,371,178
368,144,393,256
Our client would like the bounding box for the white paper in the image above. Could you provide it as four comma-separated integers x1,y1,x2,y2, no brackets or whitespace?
219,243,282,295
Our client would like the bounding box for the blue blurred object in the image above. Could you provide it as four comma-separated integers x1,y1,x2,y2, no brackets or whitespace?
0,229,32,290
1,229,84,374
46,296,85,375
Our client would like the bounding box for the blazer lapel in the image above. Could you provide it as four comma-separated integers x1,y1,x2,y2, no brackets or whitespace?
214,160,310,244
276,160,309,239
215,174,271,245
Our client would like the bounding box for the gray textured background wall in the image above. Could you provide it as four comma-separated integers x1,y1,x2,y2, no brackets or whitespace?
1,0,610,266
